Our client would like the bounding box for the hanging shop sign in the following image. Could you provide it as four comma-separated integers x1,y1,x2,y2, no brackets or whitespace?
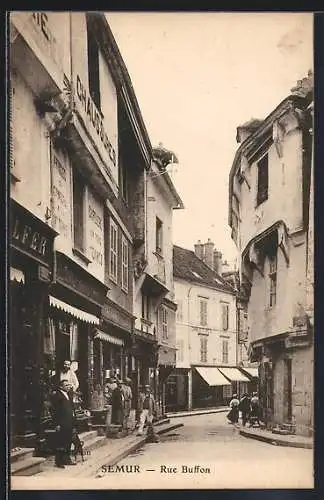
10,199,56,268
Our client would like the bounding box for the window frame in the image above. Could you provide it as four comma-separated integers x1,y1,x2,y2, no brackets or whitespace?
199,298,208,327
256,152,269,206
221,303,229,331
161,306,168,340
222,339,229,364
121,234,129,292
109,218,118,284
156,217,163,255
200,336,208,363
268,252,277,308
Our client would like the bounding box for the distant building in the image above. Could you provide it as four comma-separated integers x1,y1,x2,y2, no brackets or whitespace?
228,72,313,436
169,242,250,412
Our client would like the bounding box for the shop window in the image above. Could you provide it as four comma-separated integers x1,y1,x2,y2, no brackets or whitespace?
73,168,86,253
199,298,208,326
156,217,163,254
269,252,277,308
160,306,168,340
222,339,229,364
121,235,129,292
222,303,229,331
256,153,269,206
109,218,118,283
200,336,208,363
87,20,101,111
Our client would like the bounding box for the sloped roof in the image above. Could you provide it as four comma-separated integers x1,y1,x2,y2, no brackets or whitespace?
173,245,235,294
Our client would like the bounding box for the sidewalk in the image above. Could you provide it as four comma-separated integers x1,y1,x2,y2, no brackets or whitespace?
239,427,313,449
166,406,228,418
35,420,183,478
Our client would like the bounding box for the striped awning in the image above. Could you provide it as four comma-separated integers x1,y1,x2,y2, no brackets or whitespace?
94,330,124,346
218,367,250,382
240,367,259,378
195,366,231,386
49,296,100,325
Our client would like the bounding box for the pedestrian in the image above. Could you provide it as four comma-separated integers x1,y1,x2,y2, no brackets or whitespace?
137,385,159,442
59,360,79,401
227,393,240,424
104,376,117,426
111,379,125,427
121,377,133,431
50,379,77,468
238,392,251,426
249,392,261,426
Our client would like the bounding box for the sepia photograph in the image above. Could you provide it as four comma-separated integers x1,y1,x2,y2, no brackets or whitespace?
8,10,314,490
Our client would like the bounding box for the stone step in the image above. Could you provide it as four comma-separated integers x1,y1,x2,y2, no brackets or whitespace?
154,418,170,427
11,456,46,476
156,422,184,435
79,430,99,443
10,447,34,464
82,435,108,454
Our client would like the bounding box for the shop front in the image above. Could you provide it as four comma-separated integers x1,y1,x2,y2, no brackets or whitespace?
10,199,57,448
47,251,108,418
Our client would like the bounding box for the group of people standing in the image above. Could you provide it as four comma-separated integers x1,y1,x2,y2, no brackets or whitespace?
227,392,261,427
50,361,160,468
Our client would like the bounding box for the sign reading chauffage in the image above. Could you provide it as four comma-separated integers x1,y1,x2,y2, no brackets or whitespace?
75,75,117,182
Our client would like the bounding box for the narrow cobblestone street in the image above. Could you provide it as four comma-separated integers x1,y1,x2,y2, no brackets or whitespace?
97,413,313,489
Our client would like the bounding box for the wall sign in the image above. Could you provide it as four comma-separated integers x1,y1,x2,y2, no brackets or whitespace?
87,189,104,273
10,200,56,267
51,150,71,242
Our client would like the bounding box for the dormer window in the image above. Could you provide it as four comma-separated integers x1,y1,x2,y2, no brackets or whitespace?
256,153,269,206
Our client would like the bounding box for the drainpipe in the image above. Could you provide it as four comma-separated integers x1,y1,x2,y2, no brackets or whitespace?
187,285,194,410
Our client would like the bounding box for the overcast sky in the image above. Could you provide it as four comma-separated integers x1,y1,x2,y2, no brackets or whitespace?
106,12,313,268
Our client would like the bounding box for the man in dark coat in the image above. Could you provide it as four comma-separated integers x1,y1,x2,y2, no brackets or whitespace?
51,379,76,468
111,379,125,426
238,393,251,427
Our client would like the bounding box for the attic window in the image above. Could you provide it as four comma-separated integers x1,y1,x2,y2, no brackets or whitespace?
191,271,202,279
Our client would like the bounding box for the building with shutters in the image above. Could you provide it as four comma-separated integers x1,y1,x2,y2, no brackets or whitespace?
228,72,314,436
170,243,249,412
9,11,180,451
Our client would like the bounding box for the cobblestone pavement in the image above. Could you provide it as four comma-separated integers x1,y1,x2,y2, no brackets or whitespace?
97,412,314,489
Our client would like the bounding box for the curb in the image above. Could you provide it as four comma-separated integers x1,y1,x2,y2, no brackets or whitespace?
167,408,228,419
239,429,313,449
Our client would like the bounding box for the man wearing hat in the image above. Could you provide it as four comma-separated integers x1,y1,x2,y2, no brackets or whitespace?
121,377,133,431
137,385,159,442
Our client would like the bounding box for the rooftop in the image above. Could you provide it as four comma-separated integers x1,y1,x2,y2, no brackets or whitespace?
173,245,235,294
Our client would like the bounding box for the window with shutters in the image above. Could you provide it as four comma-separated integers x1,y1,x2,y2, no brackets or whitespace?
222,340,229,364
109,218,118,283
256,153,269,206
200,337,208,363
221,303,229,331
177,339,184,362
121,235,129,292
176,300,183,322
160,306,168,340
73,168,86,253
268,252,277,308
199,298,208,326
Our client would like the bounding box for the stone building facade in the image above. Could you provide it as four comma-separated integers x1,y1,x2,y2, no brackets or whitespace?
228,73,314,436
9,11,182,450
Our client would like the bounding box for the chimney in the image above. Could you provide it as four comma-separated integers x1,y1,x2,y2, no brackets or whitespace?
203,239,214,269
194,240,204,260
213,250,223,275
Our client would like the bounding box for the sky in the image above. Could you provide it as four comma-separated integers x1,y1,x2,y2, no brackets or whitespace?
106,12,313,268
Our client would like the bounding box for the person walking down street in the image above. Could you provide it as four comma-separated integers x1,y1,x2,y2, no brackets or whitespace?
137,385,159,442
121,377,133,432
50,379,77,468
249,392,261,426
238,393,251,427
111,379,125,427
227,393,240,424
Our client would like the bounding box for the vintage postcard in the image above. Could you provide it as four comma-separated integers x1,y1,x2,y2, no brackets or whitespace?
9,11,314,490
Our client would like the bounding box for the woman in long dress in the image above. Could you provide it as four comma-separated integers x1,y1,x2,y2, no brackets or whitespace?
227,393,240,424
